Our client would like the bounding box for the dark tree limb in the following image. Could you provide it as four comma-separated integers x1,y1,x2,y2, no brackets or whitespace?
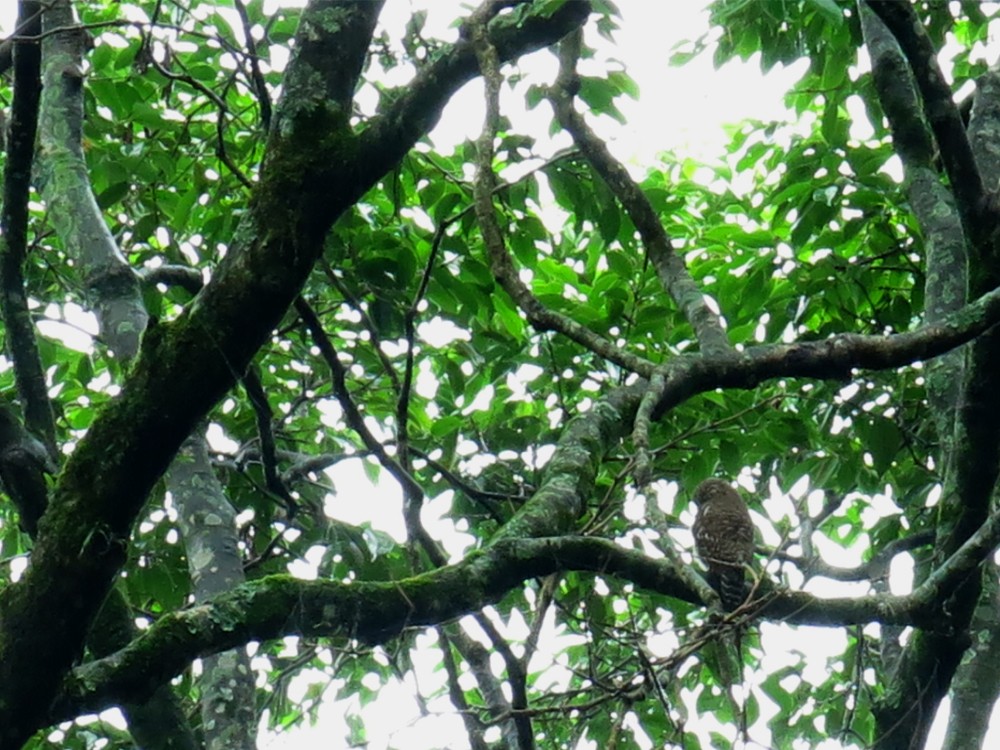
862,2,968,447
941,566,1000,750
1,0,593,742
438,629,492,750
866,0,997,262
233,0,272,131
442,622,520,749
53,500,1000,722
242,364,296,511
863,5,1000,747
0,0,55,452
295,297,446,565
138,264,205,295
0,4,43,76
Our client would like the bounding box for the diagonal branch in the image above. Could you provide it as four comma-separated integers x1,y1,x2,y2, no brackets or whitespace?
549,30,731,357
295,298,446,564
469,8,652,375
242,364,296,511
650,280,1000,418
0,2,594,743
357,1,592,183
55,514,1000,723
912,503,1000,607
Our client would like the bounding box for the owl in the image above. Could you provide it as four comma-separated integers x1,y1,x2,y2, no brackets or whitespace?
0,405,57,537
691,478,755,611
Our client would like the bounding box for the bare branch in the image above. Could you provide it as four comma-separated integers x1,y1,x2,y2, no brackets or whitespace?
549,30,731,357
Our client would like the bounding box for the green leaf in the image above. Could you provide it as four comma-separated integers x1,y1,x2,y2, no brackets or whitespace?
806,0,844,26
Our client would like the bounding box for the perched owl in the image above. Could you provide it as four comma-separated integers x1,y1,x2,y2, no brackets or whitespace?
0,406,57,537
692,478,755,611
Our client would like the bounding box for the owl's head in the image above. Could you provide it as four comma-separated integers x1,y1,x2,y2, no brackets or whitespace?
693,478,738,506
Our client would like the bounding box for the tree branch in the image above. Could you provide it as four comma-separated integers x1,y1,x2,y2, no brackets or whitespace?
650,280,1000,419
356,1,593,181
861,2,967,437
866,0,996,262
56,514,1000,722
468,8,652,375
549,30,731,357
0,0,55,452
0,2,593,742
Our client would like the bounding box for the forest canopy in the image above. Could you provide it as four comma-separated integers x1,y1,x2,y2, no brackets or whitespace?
1,1,1000,749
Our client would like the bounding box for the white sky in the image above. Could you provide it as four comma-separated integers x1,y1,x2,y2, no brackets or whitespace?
1,2,996,749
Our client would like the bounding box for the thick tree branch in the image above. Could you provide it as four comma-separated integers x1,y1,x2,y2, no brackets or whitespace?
943,61,1000,739
165,435,256,749
0,4,43,76
55,507,1000,721
650,280,1000,419
35,4,147,362
912,503,1000,605
357,2,593,181
0,2,594,743
866,0,997,261
86,590,199,750
138,264,205,295
863,5,1000,747
968,70,1000,189
862,2,968,439
941,566,1000,750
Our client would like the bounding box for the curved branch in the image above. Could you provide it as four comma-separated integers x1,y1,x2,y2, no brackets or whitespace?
36,4,146,361
57,516,1000,722
0,2,594,742
52,413,1000,721
357,1,593,182
469,10,652,375
651,280,1000,419
233,0,272,131
550,31,731,357
242,365,296,511
137,264,205,295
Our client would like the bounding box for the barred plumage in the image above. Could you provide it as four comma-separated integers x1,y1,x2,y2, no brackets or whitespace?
692,478,754,611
